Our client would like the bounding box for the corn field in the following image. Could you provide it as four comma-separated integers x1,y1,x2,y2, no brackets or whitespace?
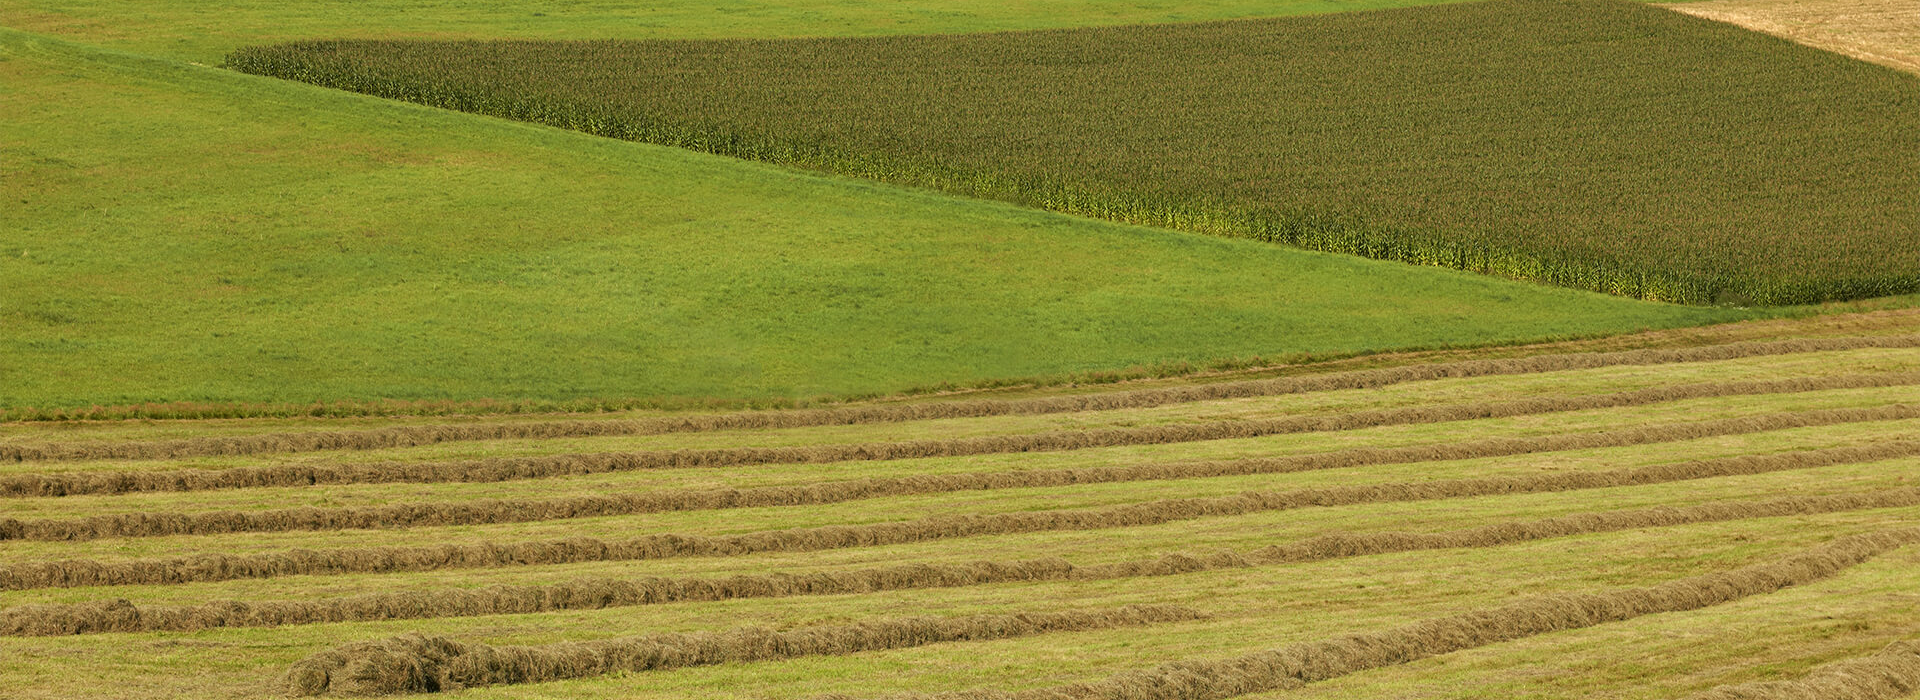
225,0,1920,305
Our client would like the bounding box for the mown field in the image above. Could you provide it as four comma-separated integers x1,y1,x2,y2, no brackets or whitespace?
1669,0,1920,75
8,1,1920,697
225,0,1920,305
2,309,1919,698
0,0,1755,414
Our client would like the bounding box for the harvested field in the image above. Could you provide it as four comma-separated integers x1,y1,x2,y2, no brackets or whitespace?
3,311,1919,699
1687,639,1920,700
838,530,1920,700
1668,0,1920,76
287,605,1204,696
6,436,1918,542
7,490,1916,634
9,378,1915,500
10,334,1915,464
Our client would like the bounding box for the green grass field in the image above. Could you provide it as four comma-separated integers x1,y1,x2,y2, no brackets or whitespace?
6,2,1920,697
227,0,1920,305
0,4,1754,413
1,311,1918,698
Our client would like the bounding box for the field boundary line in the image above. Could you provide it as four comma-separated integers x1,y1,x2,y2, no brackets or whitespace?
6,335,1916,464
8,488,1918,632
1666,5,1920,77
7,310,1917,424
828,530,1920,700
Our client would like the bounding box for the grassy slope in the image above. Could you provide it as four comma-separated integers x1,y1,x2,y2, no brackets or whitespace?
0,0,1482,64
1,319,1917,698
0,23,1742,410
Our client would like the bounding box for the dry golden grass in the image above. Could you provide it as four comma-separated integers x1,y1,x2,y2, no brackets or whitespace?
1667,0,1920,75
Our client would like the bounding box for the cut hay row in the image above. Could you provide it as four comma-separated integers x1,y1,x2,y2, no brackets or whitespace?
1687,639,1920,700
284,604,1205,696
7,441,1916,587
5,436,1914,544
5,334,1914,464
14,398,1915,500
10,371,1914,502
7,404,1915,541
9,488,1917,634
834,530,1920,700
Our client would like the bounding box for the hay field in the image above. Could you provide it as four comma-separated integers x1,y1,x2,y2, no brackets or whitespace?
1669,0,1920,75
4,309,1919,698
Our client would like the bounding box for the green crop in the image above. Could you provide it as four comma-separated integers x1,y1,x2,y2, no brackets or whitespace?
229,0,1920,305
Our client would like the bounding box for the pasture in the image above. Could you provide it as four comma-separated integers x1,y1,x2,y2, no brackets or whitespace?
0,7,1746,413
1,310,1919,698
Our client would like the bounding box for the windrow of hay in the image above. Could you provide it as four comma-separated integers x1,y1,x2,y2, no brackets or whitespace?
4,434,1916,544
9,371,1917,500
281,605,1205,696
12,400,1916,500
833,530,1920,700
1687,639,1920,700
3,439,1914,575
5,334,1915,464
7,404,1916,541
7,488,1917,633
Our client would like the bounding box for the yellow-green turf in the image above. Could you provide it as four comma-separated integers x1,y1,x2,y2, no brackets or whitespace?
0,1,1755,411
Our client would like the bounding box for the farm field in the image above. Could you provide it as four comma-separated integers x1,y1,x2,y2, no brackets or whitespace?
2,310,1919,699
8,0,1920,697
1668,0,1920,75
0,0,1483,65
0,2,1759,413
227,0,1920,305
